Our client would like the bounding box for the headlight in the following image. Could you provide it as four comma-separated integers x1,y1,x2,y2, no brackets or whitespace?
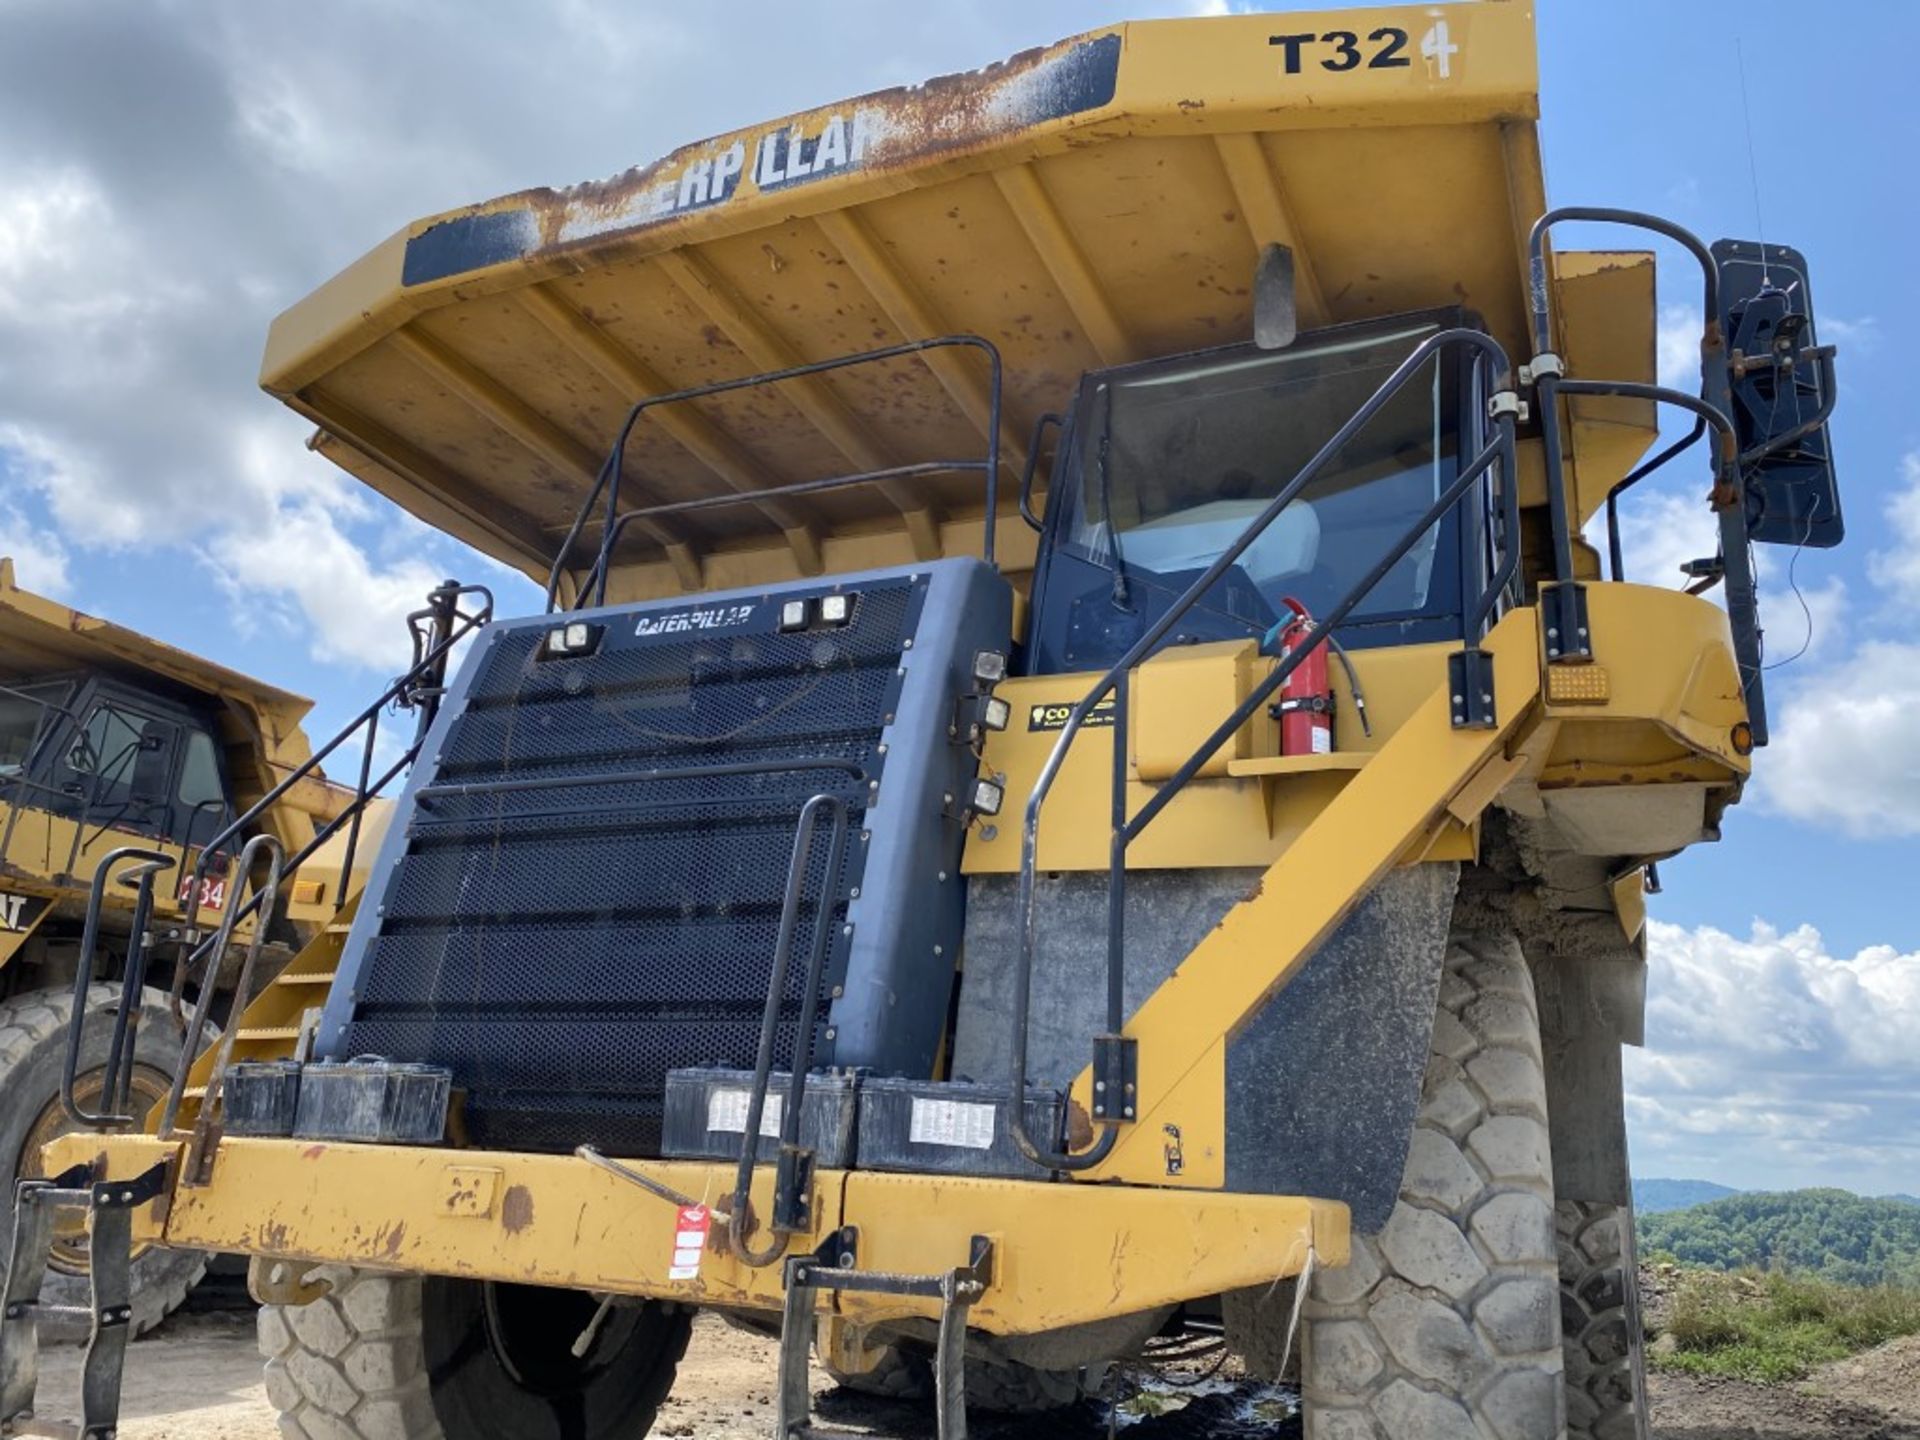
779,599,811,632
543,621,602,658
819,593,853,625
972,650,1009,685
981,696,1011,732
970,778,1005,817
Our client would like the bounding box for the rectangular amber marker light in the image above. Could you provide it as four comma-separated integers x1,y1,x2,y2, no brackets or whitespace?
1546,665,1611,705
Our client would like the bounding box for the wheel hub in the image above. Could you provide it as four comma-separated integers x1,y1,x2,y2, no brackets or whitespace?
478,1281,640,1395
18,1061,171,1274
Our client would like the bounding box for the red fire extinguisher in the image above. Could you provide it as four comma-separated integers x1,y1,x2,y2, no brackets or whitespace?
1273,596,1334,757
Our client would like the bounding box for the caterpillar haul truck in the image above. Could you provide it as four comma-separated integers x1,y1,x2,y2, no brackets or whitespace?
0,561,388,1340
14,5,1844,1438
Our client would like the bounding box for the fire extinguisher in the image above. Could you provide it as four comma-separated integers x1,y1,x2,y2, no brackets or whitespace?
1270,596,1334,756
1264,597,1371,757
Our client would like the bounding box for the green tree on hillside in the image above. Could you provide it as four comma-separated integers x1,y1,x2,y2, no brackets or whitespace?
1638,1190,1920,1287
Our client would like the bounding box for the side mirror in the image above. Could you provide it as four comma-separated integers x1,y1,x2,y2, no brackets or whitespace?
1253,243,1298,351
128,723,175,803
1711,239,1842,547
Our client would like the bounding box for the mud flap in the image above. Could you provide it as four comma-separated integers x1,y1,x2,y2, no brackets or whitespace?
1223,863,1459,1232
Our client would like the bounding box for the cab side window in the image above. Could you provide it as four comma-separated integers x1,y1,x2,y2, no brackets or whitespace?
61,703,180,839
175,729,231,847
68,706,149,808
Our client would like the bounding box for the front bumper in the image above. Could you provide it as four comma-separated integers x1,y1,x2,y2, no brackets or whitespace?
44,1133,1345,1335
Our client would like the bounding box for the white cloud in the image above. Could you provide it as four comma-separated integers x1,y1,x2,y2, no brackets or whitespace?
1626,918,1920,1192
1756,572,1846,671
208,501,447,672
1868,450,1920,603
0,0,1115,677
1615,484,1717,589
1656,304,1701,391
1760,639,1920,836
1821,314,1879,354
0,499,72,597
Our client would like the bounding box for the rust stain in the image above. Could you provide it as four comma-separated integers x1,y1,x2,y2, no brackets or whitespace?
501,1184,535,1234
383,1222,407,1258
1064,1099,1095,1151
432,34,1107,262
301,1144,327,1160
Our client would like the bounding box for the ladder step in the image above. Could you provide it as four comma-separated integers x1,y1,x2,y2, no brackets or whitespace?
13,1304,96,1323
237,1027,302,1041
21,1189,93,1209
276,972,338,985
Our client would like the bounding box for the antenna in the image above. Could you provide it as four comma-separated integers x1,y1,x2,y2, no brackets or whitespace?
1735,36,1770,285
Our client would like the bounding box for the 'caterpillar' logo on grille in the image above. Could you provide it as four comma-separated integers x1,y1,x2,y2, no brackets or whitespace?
634,603,756,637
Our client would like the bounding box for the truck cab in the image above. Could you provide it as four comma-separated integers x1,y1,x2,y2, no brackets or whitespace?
0,672,237,873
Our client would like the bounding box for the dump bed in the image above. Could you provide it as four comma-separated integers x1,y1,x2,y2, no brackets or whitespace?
0,558,337,823
264,3,1655,602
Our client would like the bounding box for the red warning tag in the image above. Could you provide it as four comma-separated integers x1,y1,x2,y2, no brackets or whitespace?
669,1204,710,1281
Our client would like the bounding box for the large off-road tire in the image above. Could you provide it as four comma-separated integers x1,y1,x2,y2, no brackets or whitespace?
0,985,211,1342
1301,932,1566,1439
260,1267,692,1439
1557,1200,1648,1440
825,1344,1097,1412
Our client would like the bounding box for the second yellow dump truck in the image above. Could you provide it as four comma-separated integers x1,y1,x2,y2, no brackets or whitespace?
0,561,390,1339
12,5,1842,1439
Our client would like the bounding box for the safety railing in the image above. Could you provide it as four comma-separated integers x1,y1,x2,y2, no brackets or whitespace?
160,834,285,1153
1522,206,1828,742
1008,327,1521,1171
48,582,493,1145
60,846,175,1129
144,583,491,1057
544,335,1008,611
726,793,849,1267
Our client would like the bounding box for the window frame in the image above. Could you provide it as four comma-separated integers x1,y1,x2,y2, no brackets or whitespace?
1026,306,1489,673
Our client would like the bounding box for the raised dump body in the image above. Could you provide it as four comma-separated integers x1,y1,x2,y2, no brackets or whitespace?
24,7,1844,1440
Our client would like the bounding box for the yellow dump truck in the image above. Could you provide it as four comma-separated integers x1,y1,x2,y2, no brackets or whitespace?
12,5,1842,1438
0,562,395,1339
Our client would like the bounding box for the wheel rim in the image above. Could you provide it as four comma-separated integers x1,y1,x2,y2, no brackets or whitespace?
478,1281,640,1395
19,1060,172,1274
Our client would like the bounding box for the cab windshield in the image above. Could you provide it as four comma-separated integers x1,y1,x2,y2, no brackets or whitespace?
1034,318,1469,671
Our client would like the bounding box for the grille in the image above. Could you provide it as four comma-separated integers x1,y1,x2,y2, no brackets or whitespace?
331,580,919,1153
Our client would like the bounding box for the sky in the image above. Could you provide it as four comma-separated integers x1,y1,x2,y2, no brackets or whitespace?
0,0,1914,1196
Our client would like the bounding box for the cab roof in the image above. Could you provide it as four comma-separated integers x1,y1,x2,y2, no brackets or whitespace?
263,1,1654,601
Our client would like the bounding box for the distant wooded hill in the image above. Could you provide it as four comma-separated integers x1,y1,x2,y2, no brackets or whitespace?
1633,1178,1741,1214
1637,1189,1920,1287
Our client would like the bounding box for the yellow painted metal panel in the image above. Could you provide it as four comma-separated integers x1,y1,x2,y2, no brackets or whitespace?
43,1134,1342,1335
1539,584,1751,775
966,640,1462,873
246,4,1660,606
1130,641,1262,781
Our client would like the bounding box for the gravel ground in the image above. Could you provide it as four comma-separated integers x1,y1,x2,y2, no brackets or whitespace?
28,1305,1920,1439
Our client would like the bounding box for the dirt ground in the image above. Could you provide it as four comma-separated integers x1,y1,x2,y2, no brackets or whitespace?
29,1306,1920,1439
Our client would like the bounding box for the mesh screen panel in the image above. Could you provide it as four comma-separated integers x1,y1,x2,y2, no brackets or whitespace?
334,581,917,1153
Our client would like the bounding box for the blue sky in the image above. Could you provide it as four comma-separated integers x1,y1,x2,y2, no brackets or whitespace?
1,0,1914,1195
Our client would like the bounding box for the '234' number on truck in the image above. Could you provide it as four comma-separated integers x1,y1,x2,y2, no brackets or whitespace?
1270,20,1459,79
